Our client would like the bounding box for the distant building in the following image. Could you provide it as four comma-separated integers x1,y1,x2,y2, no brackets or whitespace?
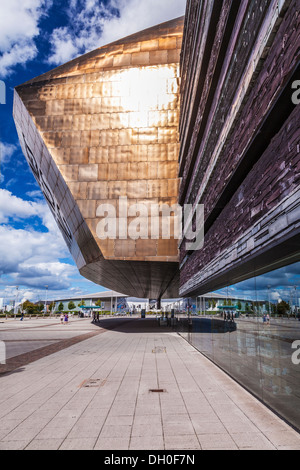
52,289,267,314
53,290,182,314
54,290,127,313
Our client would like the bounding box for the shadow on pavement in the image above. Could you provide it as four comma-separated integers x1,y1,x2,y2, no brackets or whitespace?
92,316,174,333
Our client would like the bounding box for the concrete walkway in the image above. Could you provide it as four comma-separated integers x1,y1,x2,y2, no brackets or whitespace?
0,317,299,450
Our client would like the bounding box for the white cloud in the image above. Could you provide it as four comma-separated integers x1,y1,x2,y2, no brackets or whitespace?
0,189,106,300
0,142,23,186
47,0,116,64
0,224,67,271
0,0,186,75
0,188,63,239
0,188,44,224
0,0,52,76
25,189,44,200
13,261,78,291
0,189,74,290
47,28,79,65
0,142,17,165
100,0,187,46
0,43,38,77
218,263,300,303
47,0,186,65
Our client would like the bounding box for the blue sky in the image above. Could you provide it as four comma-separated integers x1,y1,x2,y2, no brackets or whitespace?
0,0,299,307
0,0,187,305
215,263,300,305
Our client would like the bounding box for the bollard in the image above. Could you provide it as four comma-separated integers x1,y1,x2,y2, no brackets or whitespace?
0,341,6,364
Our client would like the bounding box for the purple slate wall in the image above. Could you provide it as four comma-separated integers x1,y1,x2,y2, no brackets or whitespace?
179,0,300,296
180,104,300,289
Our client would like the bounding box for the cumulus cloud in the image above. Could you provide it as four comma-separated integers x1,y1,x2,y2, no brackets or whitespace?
13,261,77,291
0,143,18,184
0,188,44,224
216,263,300,303
0,43,38,77
47,0,114,64
0,0,52,76
0,286,37,305
0,142,17,166
0,189,75,290
99,0,187,46
0,224,67,272
0,282,89,305
0,0,186,75
47,0,187,65
25,189,44,200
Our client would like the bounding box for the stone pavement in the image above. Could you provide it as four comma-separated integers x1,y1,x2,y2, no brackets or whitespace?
0,316,300,450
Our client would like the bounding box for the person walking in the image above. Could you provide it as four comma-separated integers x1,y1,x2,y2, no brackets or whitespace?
60,313,64,324
64,313,69,324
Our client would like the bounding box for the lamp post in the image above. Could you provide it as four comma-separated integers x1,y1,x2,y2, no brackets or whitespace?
14,286,19,319
44,285,48,317
267,285,271,317
294,285,297,317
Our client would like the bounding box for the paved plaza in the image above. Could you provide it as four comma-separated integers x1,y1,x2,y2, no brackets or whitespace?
0,316,300,450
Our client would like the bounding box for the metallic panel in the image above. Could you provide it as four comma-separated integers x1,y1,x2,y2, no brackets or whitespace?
13,17,184,299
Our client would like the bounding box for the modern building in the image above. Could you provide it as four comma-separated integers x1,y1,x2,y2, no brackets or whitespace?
178,0,300,297
13,1,300,431
52,289,259,315
54,290,128,313
52,290,181,313
13,17,183,302
176,0,300,432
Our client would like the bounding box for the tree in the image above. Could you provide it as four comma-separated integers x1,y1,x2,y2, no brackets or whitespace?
271,303,276,314
68,301,76,311
48,301,55,312
58,302,64,312
23,300,36,315
36,303,44,313
237,301,242,311
276,300,289,316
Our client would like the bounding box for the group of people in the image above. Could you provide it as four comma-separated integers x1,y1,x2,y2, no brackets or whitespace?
60,313,69,324
92,312,100,322
263,313,270,325
223,311,235,321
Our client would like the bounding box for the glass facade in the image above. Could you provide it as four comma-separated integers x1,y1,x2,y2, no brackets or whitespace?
176,261,300,432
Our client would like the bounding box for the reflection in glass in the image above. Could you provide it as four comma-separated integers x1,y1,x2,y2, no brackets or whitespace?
177,261,300,431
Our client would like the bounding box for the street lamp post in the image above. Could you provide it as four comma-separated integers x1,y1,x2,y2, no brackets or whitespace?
14,286,19,319
44,286,48,317
294,285,297,317
267,285,271,317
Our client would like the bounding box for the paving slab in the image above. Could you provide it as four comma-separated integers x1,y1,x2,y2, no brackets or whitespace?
0,316,299,450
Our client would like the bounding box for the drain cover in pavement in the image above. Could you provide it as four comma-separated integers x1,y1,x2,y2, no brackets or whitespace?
152,346,166,353
80,378,106,388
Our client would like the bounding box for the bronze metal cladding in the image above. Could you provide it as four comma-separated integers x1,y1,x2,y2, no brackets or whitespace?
13,17,184,299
